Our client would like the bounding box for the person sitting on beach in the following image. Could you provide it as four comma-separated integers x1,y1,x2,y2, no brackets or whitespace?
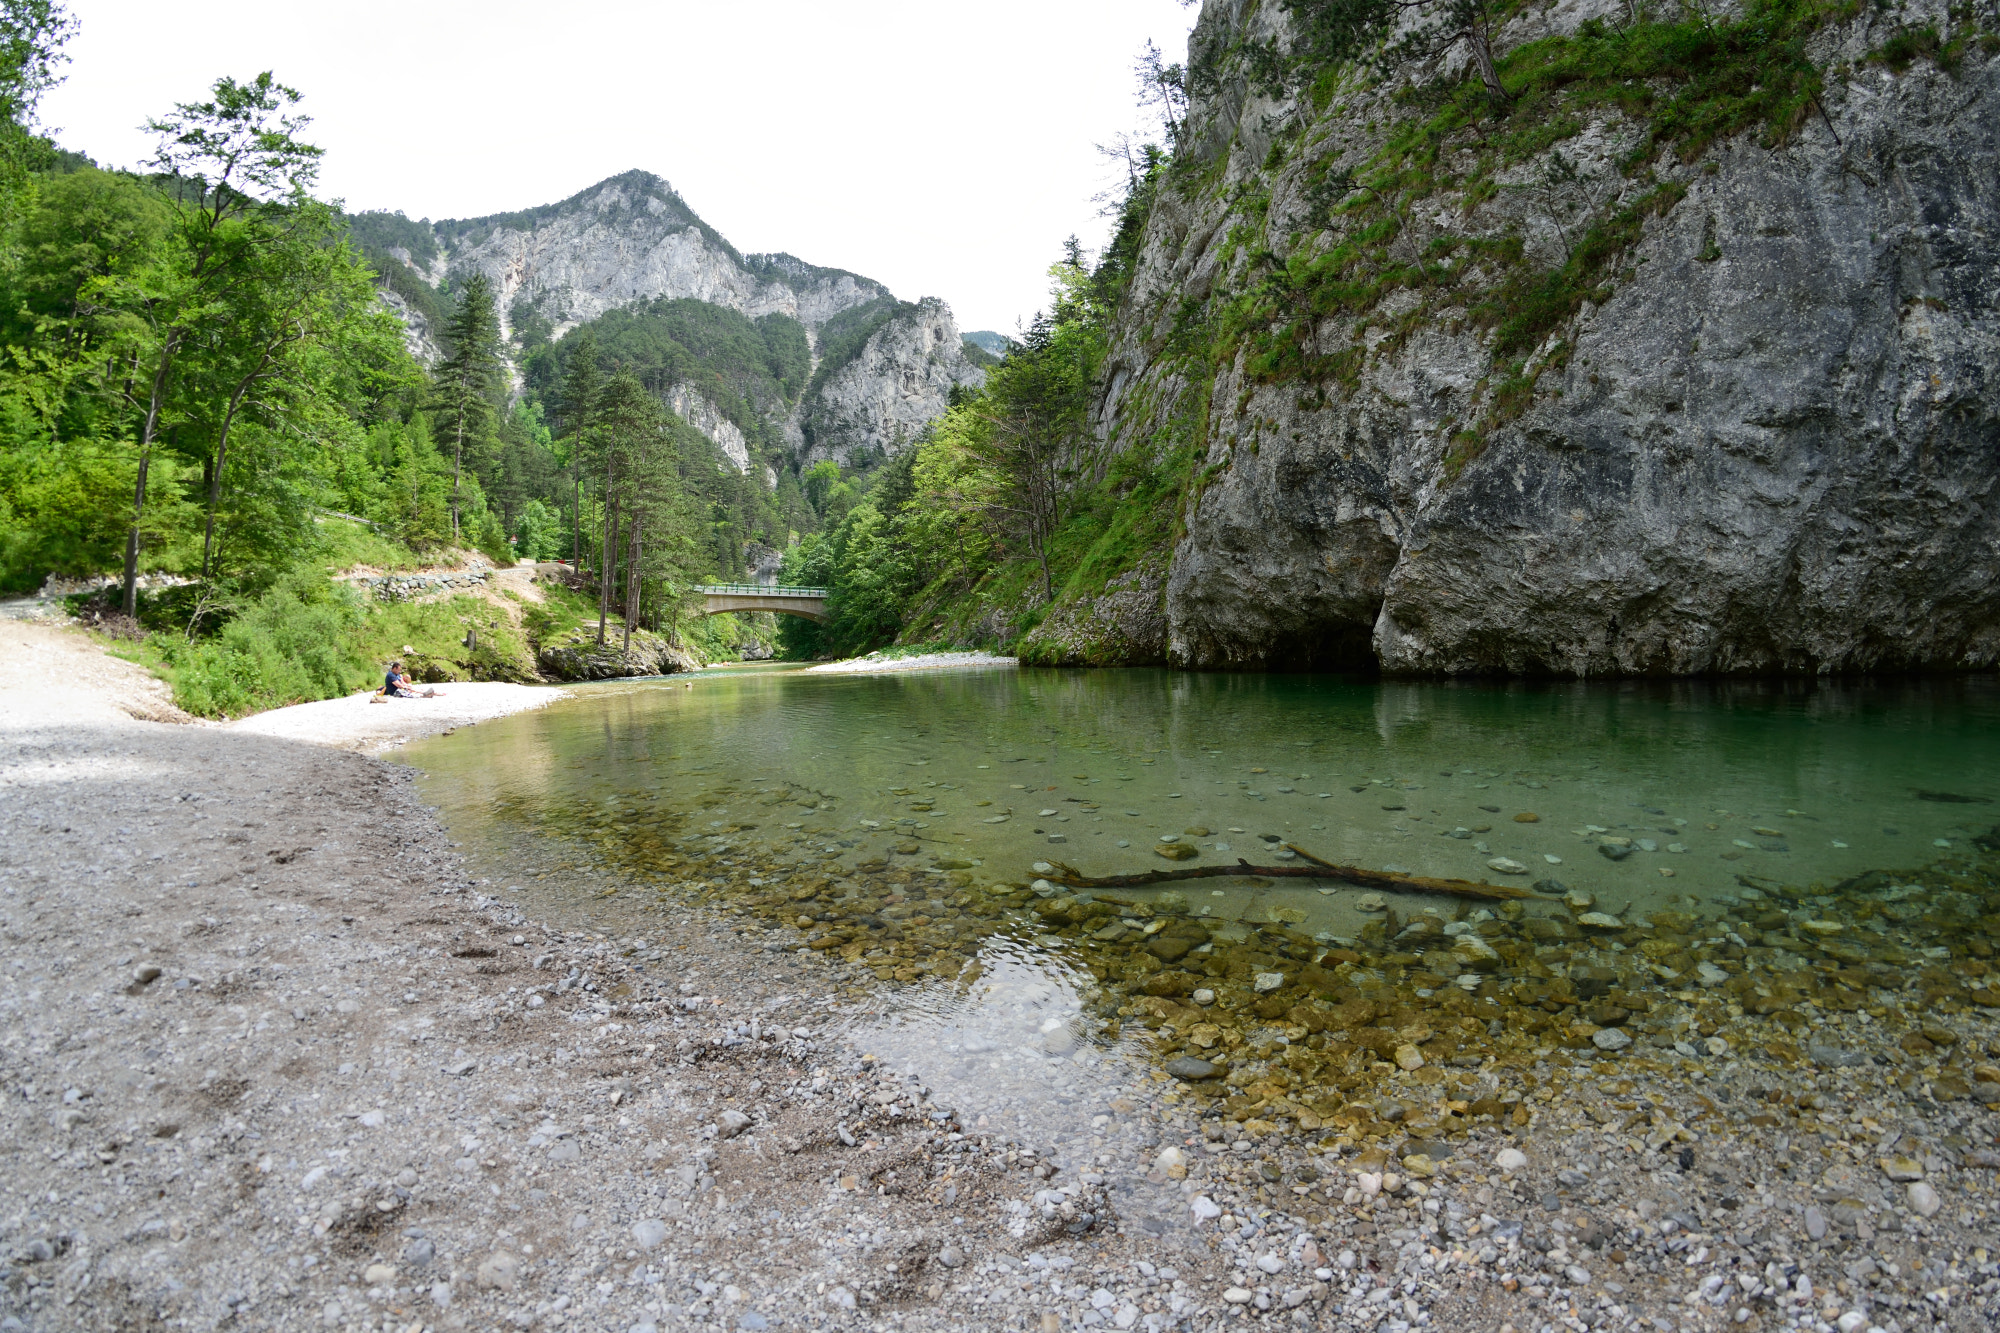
380,661,440,699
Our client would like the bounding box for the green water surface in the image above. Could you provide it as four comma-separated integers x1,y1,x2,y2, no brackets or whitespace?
408,666,2000,935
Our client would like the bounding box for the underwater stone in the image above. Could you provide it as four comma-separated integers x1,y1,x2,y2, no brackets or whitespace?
1165,1057,1219,1081
1591,1028,1633,1052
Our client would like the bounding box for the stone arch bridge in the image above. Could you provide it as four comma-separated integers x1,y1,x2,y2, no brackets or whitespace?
695,584,828,623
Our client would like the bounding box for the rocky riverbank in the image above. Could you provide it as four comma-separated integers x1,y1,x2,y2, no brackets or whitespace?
4,627,1998,1333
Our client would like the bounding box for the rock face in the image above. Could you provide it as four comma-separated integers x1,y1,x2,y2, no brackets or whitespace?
440,172,887,338
666,381,751,473
801,298,986,467
1089,0,2000,674
536,631,701,681
365,171,984,474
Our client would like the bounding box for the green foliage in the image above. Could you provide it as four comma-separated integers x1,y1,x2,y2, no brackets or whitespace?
509,297,554,351
431,271,502,538
0,0,74,221
523,296,808,453
519,576,603,650
121,571,544,719
128,569,370,716
310,513,422,572
514,498,564,560
356,593,535,685
802,459,841,515
341,209,438,268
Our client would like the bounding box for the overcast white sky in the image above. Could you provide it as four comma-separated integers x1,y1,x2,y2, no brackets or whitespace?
40,0,1198,336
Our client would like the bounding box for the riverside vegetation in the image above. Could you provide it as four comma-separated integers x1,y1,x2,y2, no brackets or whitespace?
0,9,855,715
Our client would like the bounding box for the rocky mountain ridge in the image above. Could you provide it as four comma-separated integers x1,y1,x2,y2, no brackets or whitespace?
1021,0,2000,675
355,171,983,475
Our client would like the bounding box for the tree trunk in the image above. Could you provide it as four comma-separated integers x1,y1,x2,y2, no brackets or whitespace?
122,336,180,618
200,382,255,578
1467,24,1508,102
596,463,618,647
450,406,465,542
622,516,641,656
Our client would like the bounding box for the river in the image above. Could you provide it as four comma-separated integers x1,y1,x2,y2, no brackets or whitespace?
401,664,2000,1191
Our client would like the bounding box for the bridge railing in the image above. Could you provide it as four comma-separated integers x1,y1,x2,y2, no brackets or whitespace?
694,584,829,598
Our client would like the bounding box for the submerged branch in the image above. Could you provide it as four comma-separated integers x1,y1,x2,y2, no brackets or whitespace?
1040,845,1548,903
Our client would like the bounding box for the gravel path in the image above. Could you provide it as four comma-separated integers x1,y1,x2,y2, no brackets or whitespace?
2,624,1996,1333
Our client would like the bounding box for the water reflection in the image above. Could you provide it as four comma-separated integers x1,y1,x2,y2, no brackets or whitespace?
832,930,1196,1238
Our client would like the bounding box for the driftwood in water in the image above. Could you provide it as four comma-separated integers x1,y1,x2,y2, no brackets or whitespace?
1040,843,1545,903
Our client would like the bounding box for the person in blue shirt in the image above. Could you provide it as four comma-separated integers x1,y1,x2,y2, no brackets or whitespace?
380,661,439,699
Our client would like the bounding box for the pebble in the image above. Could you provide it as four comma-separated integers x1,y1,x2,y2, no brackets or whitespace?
1494,1147,1528,1173
1394,1043,1425,1071
1165,1057,1219,1081
1222,1287,1254,1304
1906,1182,1942,1217
1487,857,1528,874
1804,1206,1828,1240
937,1244,964,1268
1879,1155,1924,1182
364,1263,396,1285
1816,1040,1872,1072
1252,971,1285,992
632,1219,668,1249
717,1109,753,1138
1592,1027,1633,1051
1190,1195,1222,1221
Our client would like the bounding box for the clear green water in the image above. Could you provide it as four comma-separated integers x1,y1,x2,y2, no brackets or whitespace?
409,665,2000,935
401,665,2000,1210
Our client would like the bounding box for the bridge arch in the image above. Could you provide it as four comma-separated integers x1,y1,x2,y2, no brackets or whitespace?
694,584,829,623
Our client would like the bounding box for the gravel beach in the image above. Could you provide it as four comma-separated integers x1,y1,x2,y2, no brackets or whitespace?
801,652,1017,676
3,622,1998,1333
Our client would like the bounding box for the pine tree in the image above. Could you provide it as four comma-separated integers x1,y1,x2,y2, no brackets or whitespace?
431,271,502,541
555,329,602,568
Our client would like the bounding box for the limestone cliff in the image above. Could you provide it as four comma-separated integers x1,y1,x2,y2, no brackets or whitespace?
799,297,987,466
666,381,752,473
1034,0,2000,674
436,172,888,339
358,171,984,475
